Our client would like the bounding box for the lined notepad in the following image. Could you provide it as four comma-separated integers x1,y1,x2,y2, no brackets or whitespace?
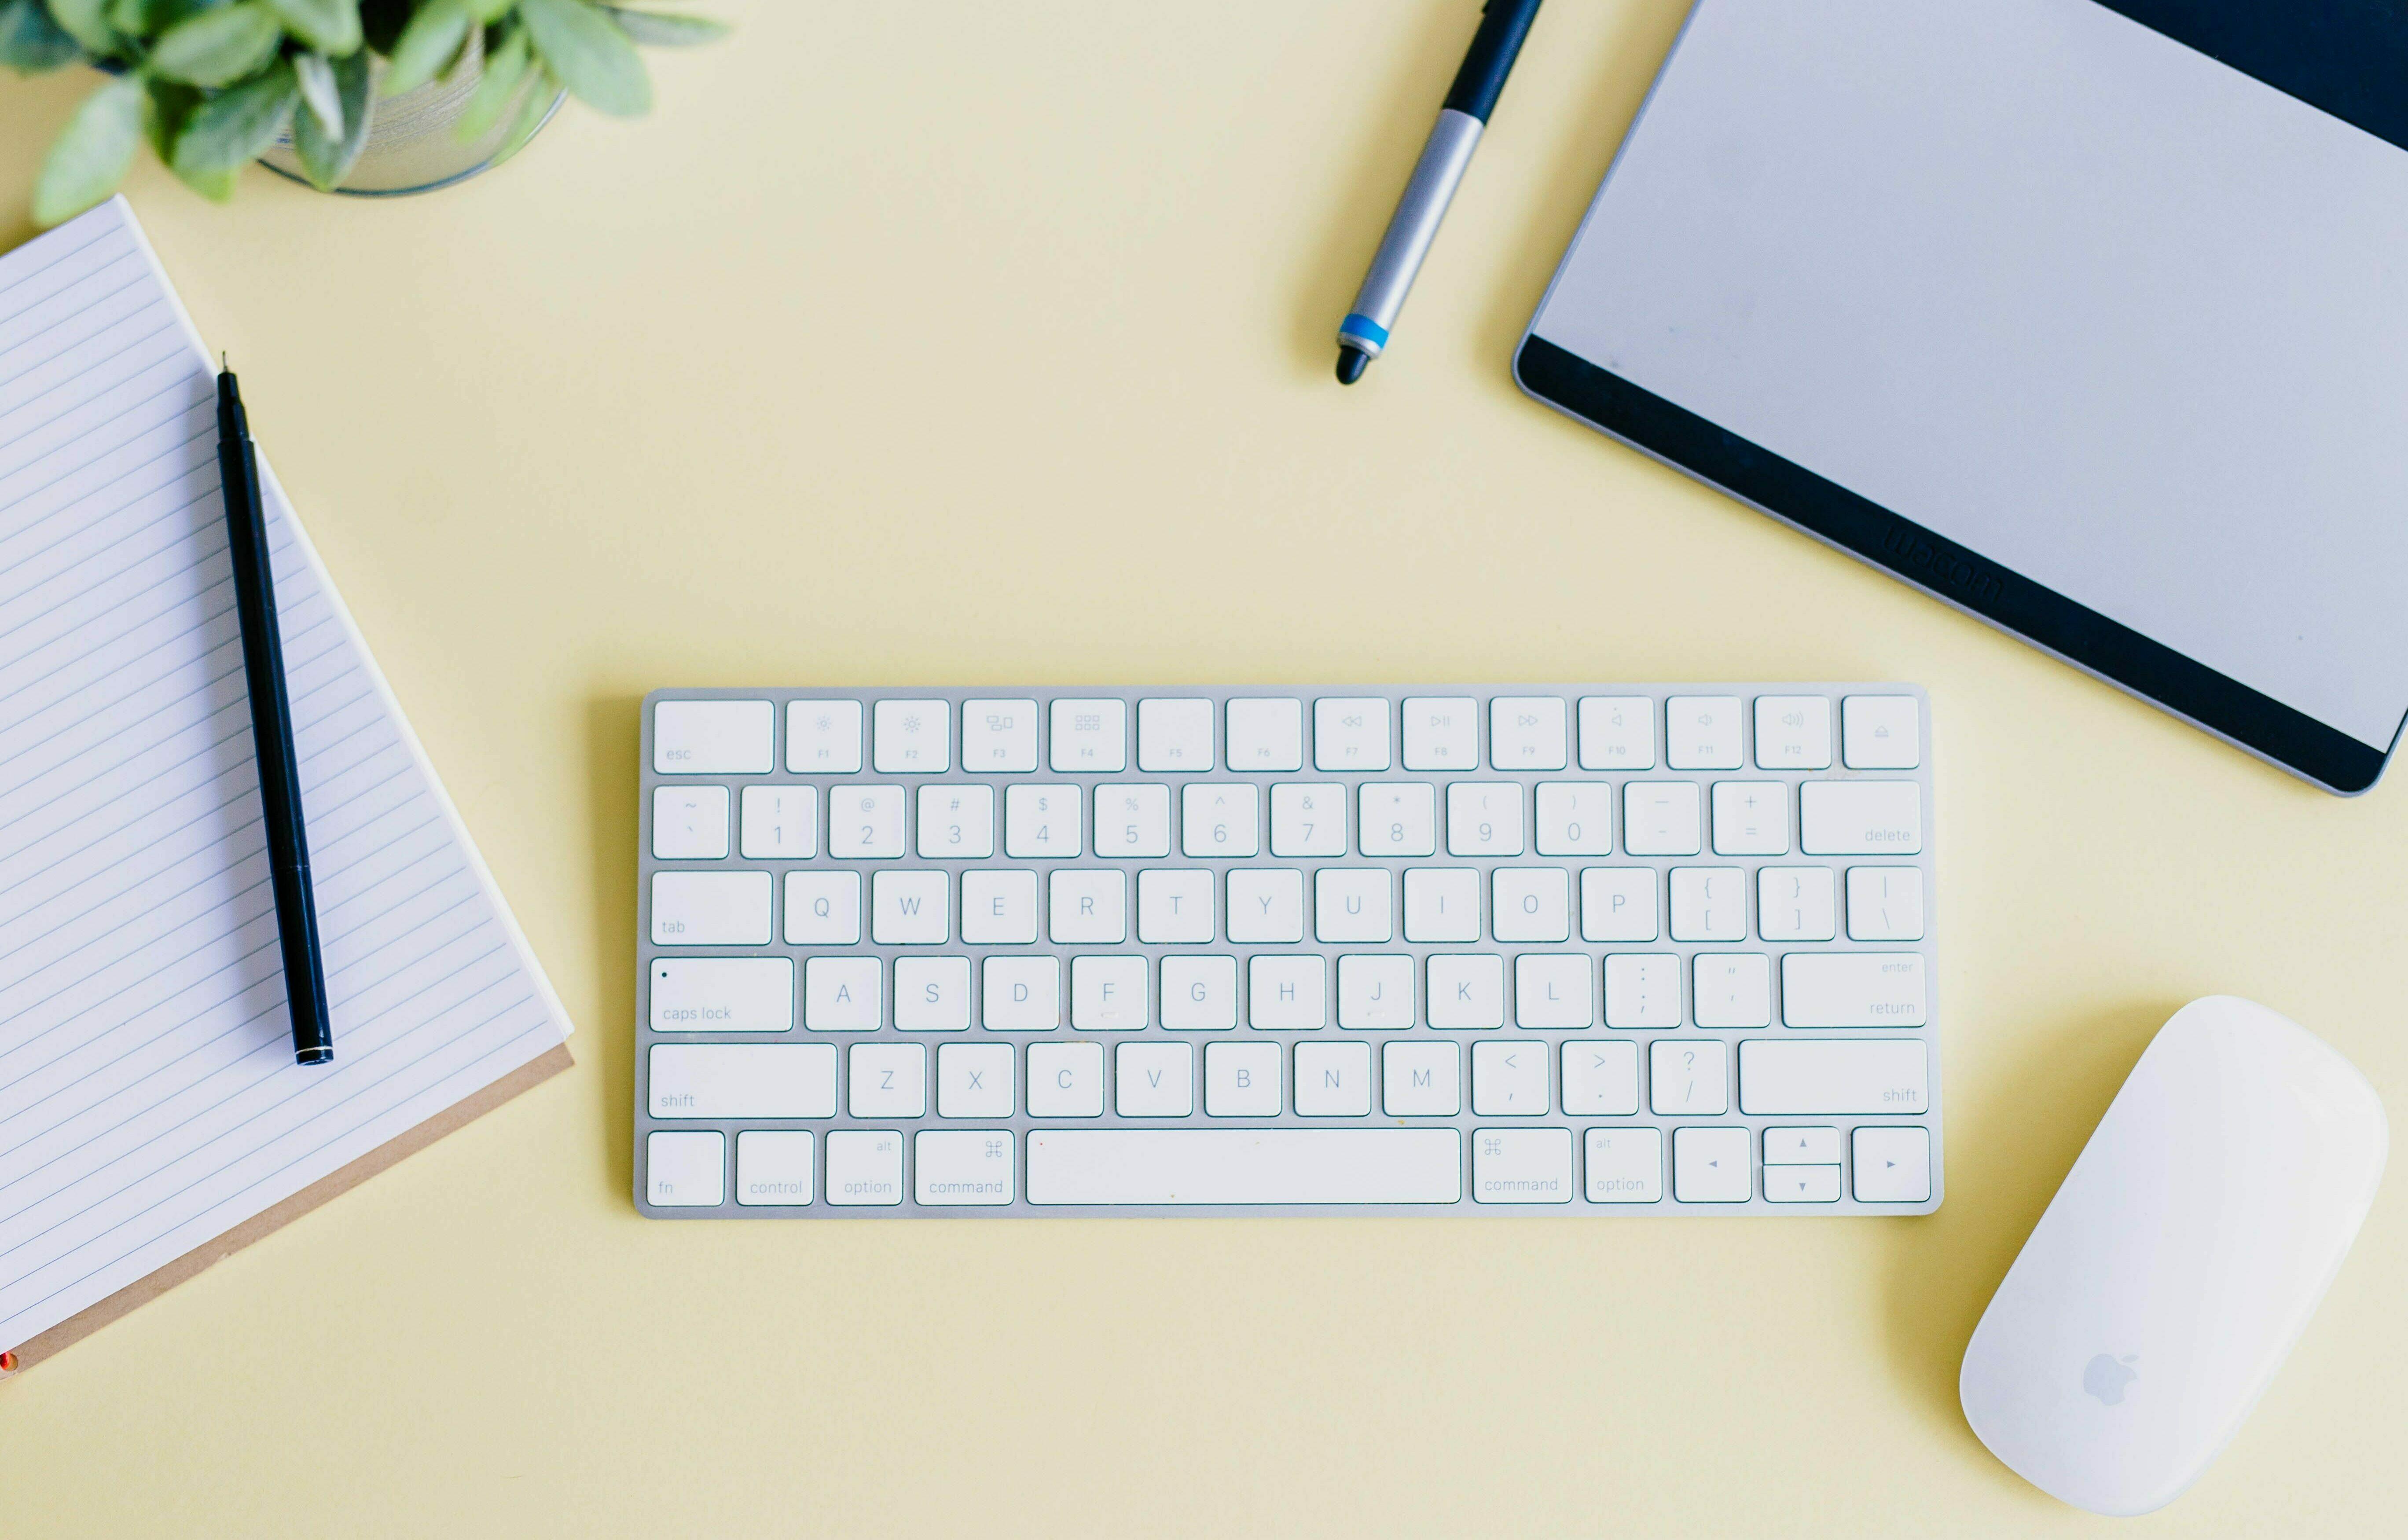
0,198,572,1364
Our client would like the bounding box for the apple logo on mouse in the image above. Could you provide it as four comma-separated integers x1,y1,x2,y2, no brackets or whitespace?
2083,1353,2140,1406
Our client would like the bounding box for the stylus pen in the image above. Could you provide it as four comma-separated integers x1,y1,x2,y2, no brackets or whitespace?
1335,0,1542,384
217,365,334,1067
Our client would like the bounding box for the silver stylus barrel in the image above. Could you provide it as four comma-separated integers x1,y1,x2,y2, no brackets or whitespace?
1338,109,1486,358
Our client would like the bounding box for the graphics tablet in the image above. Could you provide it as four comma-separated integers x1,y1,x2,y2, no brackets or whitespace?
1516,0,2408,793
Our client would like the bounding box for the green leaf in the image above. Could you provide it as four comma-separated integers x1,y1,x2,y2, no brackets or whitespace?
168,55,296,196
597,6,723,46
2,0,83,71
293,46,338,135
519,0,646,116
32,72,143,225
464,0,510,21
489,62,554,165
378,0,466,95
291,43,367,187
44,0,116,54
263,0,357,54
453,21,525,140
149,2,283,88
142,74,201,160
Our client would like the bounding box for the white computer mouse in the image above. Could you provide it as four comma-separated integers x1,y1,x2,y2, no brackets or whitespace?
1959,996,2386,1516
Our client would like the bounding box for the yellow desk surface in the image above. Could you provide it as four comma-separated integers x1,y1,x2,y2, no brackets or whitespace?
3,4,2401,1534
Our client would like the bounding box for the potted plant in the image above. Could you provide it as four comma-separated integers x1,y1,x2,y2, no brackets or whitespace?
0,0,723,222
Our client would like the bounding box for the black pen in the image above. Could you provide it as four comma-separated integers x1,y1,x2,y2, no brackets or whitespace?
217,364,334,1067
1336,0,1543,383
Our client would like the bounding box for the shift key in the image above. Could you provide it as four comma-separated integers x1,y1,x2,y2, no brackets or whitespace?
1740,1039,1928,1115
1782,953,1927,1027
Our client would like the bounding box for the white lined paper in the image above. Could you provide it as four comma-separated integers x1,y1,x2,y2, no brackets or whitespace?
0,198,571,1353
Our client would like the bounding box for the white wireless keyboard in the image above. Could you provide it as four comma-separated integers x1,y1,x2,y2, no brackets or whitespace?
636,686,1938,1217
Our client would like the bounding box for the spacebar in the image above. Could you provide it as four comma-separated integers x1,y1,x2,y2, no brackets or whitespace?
1027,1129,1463,1205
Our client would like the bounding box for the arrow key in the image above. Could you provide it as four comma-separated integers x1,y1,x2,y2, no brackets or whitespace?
1763,1164,1842,1203
1672,1125,1752,1203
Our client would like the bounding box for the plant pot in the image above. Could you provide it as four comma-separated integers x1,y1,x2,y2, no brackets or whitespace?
257,41,566,197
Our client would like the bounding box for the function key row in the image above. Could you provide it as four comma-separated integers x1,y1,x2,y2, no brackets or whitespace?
653,693,1923,778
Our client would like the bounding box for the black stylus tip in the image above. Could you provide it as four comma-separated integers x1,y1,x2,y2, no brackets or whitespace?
1335,346,1371,385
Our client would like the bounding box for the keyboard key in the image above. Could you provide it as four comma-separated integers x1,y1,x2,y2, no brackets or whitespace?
1162,955,1238,1030
1382,1041,1461,1116
1672,1126,1751,1202
1026,1129,1462,1204
1049,870,1127,943
1314,697,1391,770
1579,868,1659,941
1757,866,1836,941
1472,1041,1548,1115
1560,1038,1640,1115
1800,781,1921,854
915,1131,1016,1205
981,955,1059,1030
741,785,818,860
653,785,730,859
647,1130,725,1206
1492,868,1570,942
1472,1128,1574,1203
1226,697,1304,770
1206,1041,1281,1115
1072,955,1147,1030
937,1043,1015,1118
1428,953,1505,1030
1338,954,1413,1029
830,786,906,858
649,957,793,1034
1403,868,1480,942
825,1130,904,1206
1445,782,1525,856
872,870,949,944
1665,696,1744,769
1228,869,1304,942
1753,695,1832,769
1402,697,1480,770
1534,781,1612,855
1763,1126,1842,1165
961,700,1039,772
1622,782,1701,855
1358,783,1437,856
1585,1128,1663,1203
1669,867,1747,942
1005,784,1082,858
916,785,994,858
1842,695,1920,769
1294,1041,1372,1115
805,957,879,1029
893,958,972,1030
1248,954,1327,1029
1137,868,1215,943
1270,782,1347,856
1852,1126,1932,1202
1490,696,1568,770
1846,866,1926,941
872,699,949,774
961,869,1039,943
786,699,863,773
1650,1039,1730,1115
1027,1041,1105,1117
650,1044,837,1118
1314,868,1392,942
1050,698,1127,772
1137,697,1215,771
1710,781,1790,855
1739,1039,1929,1115
1765,1164,1843,1203
1577,695,1656,770
1182,783,1260,857
655,698,773,775
1604,954,1680,1028
1692,953,1771,1028
849,1043,926,1117
1116,1042,1194,1116
1094,783,1172,858
1780,953,1928,1027
1514,953,1593,1029
652,870,771,945
735,1131,814,1206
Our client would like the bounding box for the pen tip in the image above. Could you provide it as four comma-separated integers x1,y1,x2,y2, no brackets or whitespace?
1335,346,1371,385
